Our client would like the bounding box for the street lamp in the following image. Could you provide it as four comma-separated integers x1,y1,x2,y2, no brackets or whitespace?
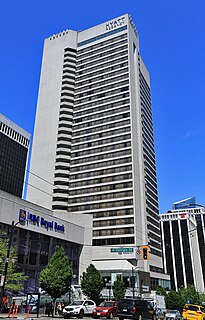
104,278,112,300
68,274,77,304
0,220,22,308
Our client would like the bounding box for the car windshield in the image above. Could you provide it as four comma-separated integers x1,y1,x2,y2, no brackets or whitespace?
70,301,84,306
168,311,178,314
184,306,199,311
99,302,113,307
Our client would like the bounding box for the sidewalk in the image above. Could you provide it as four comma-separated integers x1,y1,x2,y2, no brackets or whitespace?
0,314,63,319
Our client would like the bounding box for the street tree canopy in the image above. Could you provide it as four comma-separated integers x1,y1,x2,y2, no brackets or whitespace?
113,276,125,300
40,246,72,300
80,264,103,303
0,234,27,293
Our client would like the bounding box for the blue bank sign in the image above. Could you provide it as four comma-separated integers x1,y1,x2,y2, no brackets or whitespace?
19,209,65,233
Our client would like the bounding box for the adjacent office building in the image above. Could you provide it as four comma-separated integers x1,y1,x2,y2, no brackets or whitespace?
0,114,30,197
27,14,169,290
160,198,205,292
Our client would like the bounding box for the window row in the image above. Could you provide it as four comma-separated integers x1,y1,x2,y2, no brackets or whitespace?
70,173,132,188
76,55,128,78
67,199,133,212
69,156,132,173
75,79,129,99
71,141,131,158
70,149,132,165
93,227,134,237
74,98,129,118
93,208,133,218
73,112,130,131
69,181,133,195
75,67,129,89
75,84,129,105
76,47,128,70
93,236,134,246
77,37,127,62
93,217,134,228
68,190,133,204
77,32,127,55
71,133,131,151
74,92,129,112
75,61,128,82
72,126,130,144
69,165,132,181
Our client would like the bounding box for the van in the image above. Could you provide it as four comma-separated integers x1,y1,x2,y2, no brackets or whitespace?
117,298,155,320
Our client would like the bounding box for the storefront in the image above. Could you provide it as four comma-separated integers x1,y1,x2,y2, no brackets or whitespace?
0,190,92,295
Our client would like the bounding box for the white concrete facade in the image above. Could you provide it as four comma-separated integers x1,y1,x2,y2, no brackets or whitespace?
26,14,166,287
0,189,92,278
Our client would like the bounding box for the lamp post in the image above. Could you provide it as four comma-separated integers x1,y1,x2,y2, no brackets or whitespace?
104,278,112,300
0,220,21,308
131,267,141,298
68,274,76,304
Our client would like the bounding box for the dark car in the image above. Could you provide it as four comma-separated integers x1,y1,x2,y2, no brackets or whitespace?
117,298,155,320
92,301,118,318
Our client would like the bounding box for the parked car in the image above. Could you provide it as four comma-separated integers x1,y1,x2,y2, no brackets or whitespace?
117,298,155,320
63,300,96,319
165,310,181,320
92,300,117,319
155,308,166,320
182,304,205,320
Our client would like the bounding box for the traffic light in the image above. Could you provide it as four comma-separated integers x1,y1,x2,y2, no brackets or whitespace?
142,246,150,260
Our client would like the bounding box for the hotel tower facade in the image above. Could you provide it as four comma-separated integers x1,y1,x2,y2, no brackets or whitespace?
27,14,168,288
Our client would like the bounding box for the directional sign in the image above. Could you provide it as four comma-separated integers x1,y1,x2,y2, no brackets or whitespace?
110,247,134,253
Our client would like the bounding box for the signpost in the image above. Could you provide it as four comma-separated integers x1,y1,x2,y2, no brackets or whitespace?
110,247,134,254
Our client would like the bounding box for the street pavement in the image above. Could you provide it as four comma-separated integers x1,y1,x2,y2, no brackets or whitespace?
0,315,94,320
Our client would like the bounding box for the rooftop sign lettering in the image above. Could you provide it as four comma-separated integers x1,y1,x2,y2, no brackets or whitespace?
106,17,125,31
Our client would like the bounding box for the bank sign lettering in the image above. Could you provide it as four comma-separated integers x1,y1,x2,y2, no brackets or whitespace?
19,209,65,232
106,17,125,31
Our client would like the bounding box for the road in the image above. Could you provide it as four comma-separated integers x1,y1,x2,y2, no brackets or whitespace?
0,314,94,320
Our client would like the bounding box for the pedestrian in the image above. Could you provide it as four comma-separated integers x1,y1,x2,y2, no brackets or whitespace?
57,302,62,316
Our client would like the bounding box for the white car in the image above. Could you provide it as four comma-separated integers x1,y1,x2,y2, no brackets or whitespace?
63,300,96,319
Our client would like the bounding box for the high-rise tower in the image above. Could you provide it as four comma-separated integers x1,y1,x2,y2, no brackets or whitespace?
0,114,30,197
27,15,166,285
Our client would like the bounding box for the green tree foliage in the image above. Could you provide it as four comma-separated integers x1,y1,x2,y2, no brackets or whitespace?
165,290,184,310
40,246,72,301
112,276,125,300
0,235,27,293
80,264,103,303
165,285,200,311
156,286,167,296
179,285,200,305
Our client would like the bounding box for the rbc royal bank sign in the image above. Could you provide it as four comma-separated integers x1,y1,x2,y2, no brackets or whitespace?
106,17,126,31
19,209,65,232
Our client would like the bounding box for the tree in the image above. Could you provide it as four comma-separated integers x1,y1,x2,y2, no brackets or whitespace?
180,285,199,305
165,290,184,310
156,286,167,296
0,235,27,293
80,264,103,303
112,276,125,300
40,246,72,304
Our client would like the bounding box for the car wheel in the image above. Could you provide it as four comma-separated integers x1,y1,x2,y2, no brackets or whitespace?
119,317,124,320
78,309,84,319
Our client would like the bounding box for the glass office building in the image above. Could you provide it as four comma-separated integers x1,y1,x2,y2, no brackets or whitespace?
0,114,30,197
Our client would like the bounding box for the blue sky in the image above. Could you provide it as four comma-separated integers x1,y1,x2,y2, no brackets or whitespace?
0,0,204,213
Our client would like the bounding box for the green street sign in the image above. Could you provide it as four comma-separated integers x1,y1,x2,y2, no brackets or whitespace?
110,247,134,253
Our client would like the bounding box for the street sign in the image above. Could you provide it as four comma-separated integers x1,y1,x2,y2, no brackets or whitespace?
110,247,134,253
